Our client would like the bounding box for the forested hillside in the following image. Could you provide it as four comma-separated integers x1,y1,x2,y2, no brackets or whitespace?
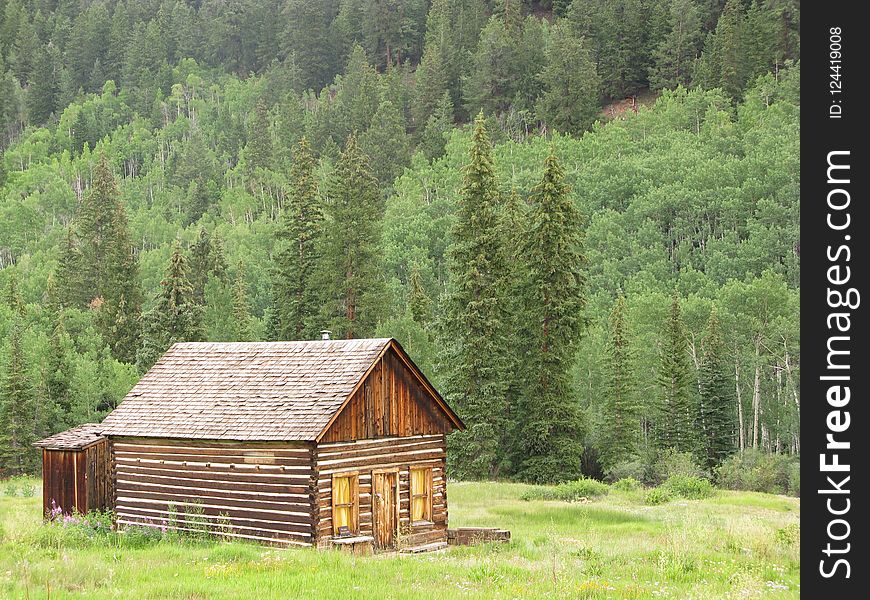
0,0,799,483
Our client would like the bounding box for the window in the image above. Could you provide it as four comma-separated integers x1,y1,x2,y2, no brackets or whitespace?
410,467,432,524
332,473,358,536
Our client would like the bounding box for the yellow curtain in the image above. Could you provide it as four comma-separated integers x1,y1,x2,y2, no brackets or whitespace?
333,476,350,533
411,469,427,522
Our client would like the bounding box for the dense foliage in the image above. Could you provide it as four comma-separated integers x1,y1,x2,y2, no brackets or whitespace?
0,0,798,482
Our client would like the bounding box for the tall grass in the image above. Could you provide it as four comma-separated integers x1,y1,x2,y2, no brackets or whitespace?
0,477,799,599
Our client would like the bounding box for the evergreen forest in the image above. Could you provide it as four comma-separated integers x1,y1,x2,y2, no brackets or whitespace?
0,0,800,483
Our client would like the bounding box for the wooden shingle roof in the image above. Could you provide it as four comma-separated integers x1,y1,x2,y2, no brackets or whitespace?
34,423,105,450
99,339,393,441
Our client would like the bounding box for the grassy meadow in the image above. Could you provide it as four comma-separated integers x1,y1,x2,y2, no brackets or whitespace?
0,478,799,599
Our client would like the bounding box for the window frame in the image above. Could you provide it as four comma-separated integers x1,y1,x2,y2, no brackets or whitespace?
331,471,359,536
409,466,433,525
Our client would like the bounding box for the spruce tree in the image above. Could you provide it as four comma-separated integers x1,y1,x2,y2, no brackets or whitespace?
274,137,322,340
697,305,736,470
55,226,83,309
536,21,601,135
77,153,120,304
442,112,510,479
407,262,430,326
693,0,747,98
0,322,38,474
231,261,253,342
598,294,639,471
514,150,587,483
316,133,385,338
188,228,228,306
418,91,454,161
649,0,703,91
655,291,696,453
360,99,410,187
137,243,203,371
98,190,142,364
45,317,74,429
246,97,274,174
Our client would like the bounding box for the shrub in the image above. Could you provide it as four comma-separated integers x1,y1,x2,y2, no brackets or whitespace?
645,487,673,505
661,475,714,500
604,459,647,484
4,484,18,497
521,477,610,502
716,450,799,496
21,484,36,497
611,477,642,492
651,449,707,485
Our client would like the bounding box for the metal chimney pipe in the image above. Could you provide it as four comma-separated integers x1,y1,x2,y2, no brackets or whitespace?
320,330,332,340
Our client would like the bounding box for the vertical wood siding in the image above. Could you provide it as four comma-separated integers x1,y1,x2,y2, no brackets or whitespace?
112,438,316,546
314,435,448,548
42,439,112,516
321,348,454,442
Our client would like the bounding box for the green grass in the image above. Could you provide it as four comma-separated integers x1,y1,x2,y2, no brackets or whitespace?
0,477,799,599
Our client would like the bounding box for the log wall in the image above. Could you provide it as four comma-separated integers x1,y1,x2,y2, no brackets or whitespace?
112,437,316,546
314,434,448,548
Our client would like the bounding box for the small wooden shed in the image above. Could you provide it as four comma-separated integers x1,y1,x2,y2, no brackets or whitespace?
89,338,464,551
34,423,113,517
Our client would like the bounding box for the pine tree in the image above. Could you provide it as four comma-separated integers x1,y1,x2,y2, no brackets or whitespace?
536,21,601,135
188,228,228,306
655,291,696,453
441,113,509,479
407,263,430,325
5,268,25,316
697,305,736,469
26,42,61,124
55,226,83,309
418,91,454,161
231,261,253,341
274,137,322,340
45,316,74,430
360,98,410,187
649,0,703,91
598,294,639,471
246,97,273,174
137,243,203,371
693,0,746,98
77,153,120,304
98,189,142,364
514,150,587,483
0,322,38,474
316,133,385,338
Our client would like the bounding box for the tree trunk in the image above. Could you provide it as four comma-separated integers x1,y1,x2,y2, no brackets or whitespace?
735,355,745,451
752,342,761,449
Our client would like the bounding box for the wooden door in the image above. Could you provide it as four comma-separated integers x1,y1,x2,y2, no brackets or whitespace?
372,471,398,550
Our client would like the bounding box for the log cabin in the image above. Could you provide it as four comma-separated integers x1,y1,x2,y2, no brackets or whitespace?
36,338,464,553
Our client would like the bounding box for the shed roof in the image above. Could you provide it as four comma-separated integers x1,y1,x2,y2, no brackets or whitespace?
99,338,407,441
34,423,105,450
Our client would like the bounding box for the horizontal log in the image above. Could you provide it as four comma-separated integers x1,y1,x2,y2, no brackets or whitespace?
112,437,311,448
116,508,313,538
117,478,309,501
316,439,444,461
117,473,311,495
316,435,442,451
318,456,444,475
116,518,311,546
115,452,312,468
116,457,311,476
317,448,445,469
112,442,312,457
116,488,310,514
116,499,312,527
116,463,313,486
